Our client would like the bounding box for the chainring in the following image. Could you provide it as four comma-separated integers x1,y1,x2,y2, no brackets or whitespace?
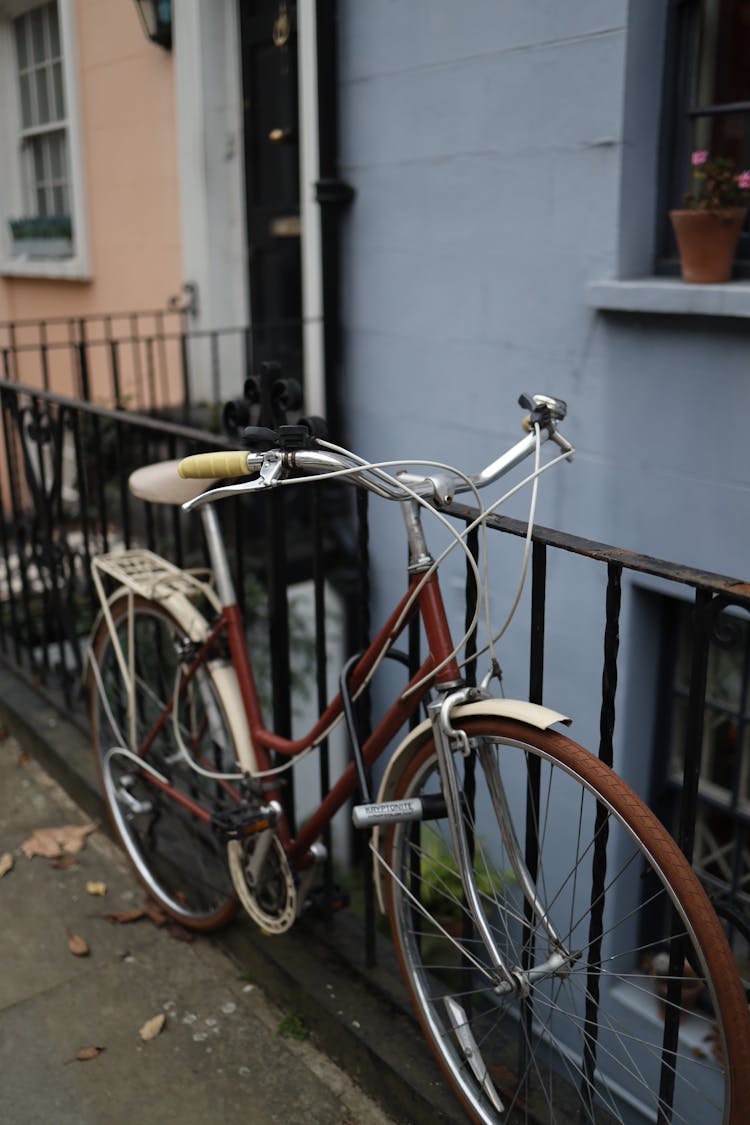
227,832,297,934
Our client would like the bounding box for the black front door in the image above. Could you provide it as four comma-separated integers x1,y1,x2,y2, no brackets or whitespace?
240,0,303,383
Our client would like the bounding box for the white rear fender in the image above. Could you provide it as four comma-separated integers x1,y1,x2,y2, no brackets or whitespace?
207,662,257,775
86,587,257,775
371,698,571,912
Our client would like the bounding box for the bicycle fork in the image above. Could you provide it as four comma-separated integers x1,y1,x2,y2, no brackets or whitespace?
423,691,578,1114
429,690,576,995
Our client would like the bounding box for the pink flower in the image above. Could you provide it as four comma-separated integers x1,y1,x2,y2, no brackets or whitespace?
738,171,750,190
691,150,709,166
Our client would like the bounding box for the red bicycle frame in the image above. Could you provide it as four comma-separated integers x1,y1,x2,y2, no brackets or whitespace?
142,564,462,870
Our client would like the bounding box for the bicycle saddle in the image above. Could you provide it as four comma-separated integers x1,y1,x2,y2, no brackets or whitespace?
129,460,220,507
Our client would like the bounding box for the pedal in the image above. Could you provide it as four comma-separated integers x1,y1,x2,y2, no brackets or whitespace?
302,883,351,918
211,802,279,841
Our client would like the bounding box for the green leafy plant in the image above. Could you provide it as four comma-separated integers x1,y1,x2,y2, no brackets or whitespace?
418,824,511,922
9,214,72,240
683,151,750,210
277,1011,310,1041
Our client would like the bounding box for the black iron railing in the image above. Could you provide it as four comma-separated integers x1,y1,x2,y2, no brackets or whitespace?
451,504,750,978
0,309,302,421
0,373,748,990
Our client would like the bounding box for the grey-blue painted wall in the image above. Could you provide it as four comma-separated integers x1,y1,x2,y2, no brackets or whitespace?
334,1,750,791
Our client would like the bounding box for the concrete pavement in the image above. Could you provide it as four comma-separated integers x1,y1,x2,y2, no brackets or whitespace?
0,733,398,1125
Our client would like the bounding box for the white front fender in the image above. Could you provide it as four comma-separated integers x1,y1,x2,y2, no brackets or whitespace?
370,698,571,912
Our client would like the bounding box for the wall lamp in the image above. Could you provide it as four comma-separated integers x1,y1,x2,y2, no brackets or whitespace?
133,0,172,51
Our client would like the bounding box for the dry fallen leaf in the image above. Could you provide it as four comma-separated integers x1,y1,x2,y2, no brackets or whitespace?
76,1045,104,1061
0,852,13,878
104,909,147,925
144,903,168,927
21,823,96,859
165,923,194,943
139,1013,166,1041
49,855,77,870
86,881,107,896
68,933,90,957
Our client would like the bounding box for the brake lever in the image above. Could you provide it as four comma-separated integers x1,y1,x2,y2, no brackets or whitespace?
182,452,285,511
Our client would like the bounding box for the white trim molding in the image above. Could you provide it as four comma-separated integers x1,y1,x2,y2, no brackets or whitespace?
297,0,325,418
172,0,248,349
587,278,750,319
0,0,91,280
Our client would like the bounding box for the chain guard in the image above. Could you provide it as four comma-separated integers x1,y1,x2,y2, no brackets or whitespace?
227,832,296,934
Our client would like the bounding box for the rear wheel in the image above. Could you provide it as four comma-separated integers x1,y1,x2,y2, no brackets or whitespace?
384,716,750,1124
89,595,238,930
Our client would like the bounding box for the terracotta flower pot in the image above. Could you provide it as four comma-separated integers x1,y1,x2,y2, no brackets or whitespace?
669,207,747,283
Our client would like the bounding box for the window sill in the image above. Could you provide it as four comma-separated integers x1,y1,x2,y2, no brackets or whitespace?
587,277,750,319
0,254,91,282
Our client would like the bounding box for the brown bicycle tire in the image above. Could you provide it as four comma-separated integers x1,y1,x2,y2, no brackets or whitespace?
385,716,750,1124
89,594,238,932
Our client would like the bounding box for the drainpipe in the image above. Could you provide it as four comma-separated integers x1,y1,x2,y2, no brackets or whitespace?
298,0,353,438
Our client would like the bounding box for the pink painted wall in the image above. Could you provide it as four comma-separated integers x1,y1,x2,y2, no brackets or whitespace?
0,0,183,377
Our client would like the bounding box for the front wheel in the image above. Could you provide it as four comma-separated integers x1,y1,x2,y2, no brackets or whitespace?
89,595,238,930
384,716,750,1124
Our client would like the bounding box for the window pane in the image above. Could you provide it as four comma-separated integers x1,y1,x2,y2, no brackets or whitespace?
12,3,73,237
693,1,750,166
33,140,45,184
19,74,32,129
695,0,750,107
694,806,736,883
14,17,27,70
707,616,746,709
36,68,50,124
702,711,738,792
690,112,750,169
48,1,60,58
742,824,750,898
49,131,62,178
58,131,68,184
52,62,65,119
30,7,45,65
662,596,750,973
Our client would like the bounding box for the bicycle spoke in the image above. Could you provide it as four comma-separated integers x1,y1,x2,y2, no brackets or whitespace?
385,718,744,1124
90,598,237,929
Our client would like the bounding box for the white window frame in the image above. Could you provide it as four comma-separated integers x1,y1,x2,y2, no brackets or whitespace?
587,0,750,319
0,0,90,279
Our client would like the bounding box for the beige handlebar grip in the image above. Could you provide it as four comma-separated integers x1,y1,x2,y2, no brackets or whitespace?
178,451,253,479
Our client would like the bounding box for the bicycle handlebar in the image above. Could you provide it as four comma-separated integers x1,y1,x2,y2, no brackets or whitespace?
178,393,573,510
178,450,256,479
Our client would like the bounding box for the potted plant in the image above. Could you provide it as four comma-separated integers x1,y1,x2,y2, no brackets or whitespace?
8,215,73,259
670,152,750,283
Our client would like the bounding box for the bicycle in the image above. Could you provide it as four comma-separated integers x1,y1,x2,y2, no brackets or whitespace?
87,393,750,1124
